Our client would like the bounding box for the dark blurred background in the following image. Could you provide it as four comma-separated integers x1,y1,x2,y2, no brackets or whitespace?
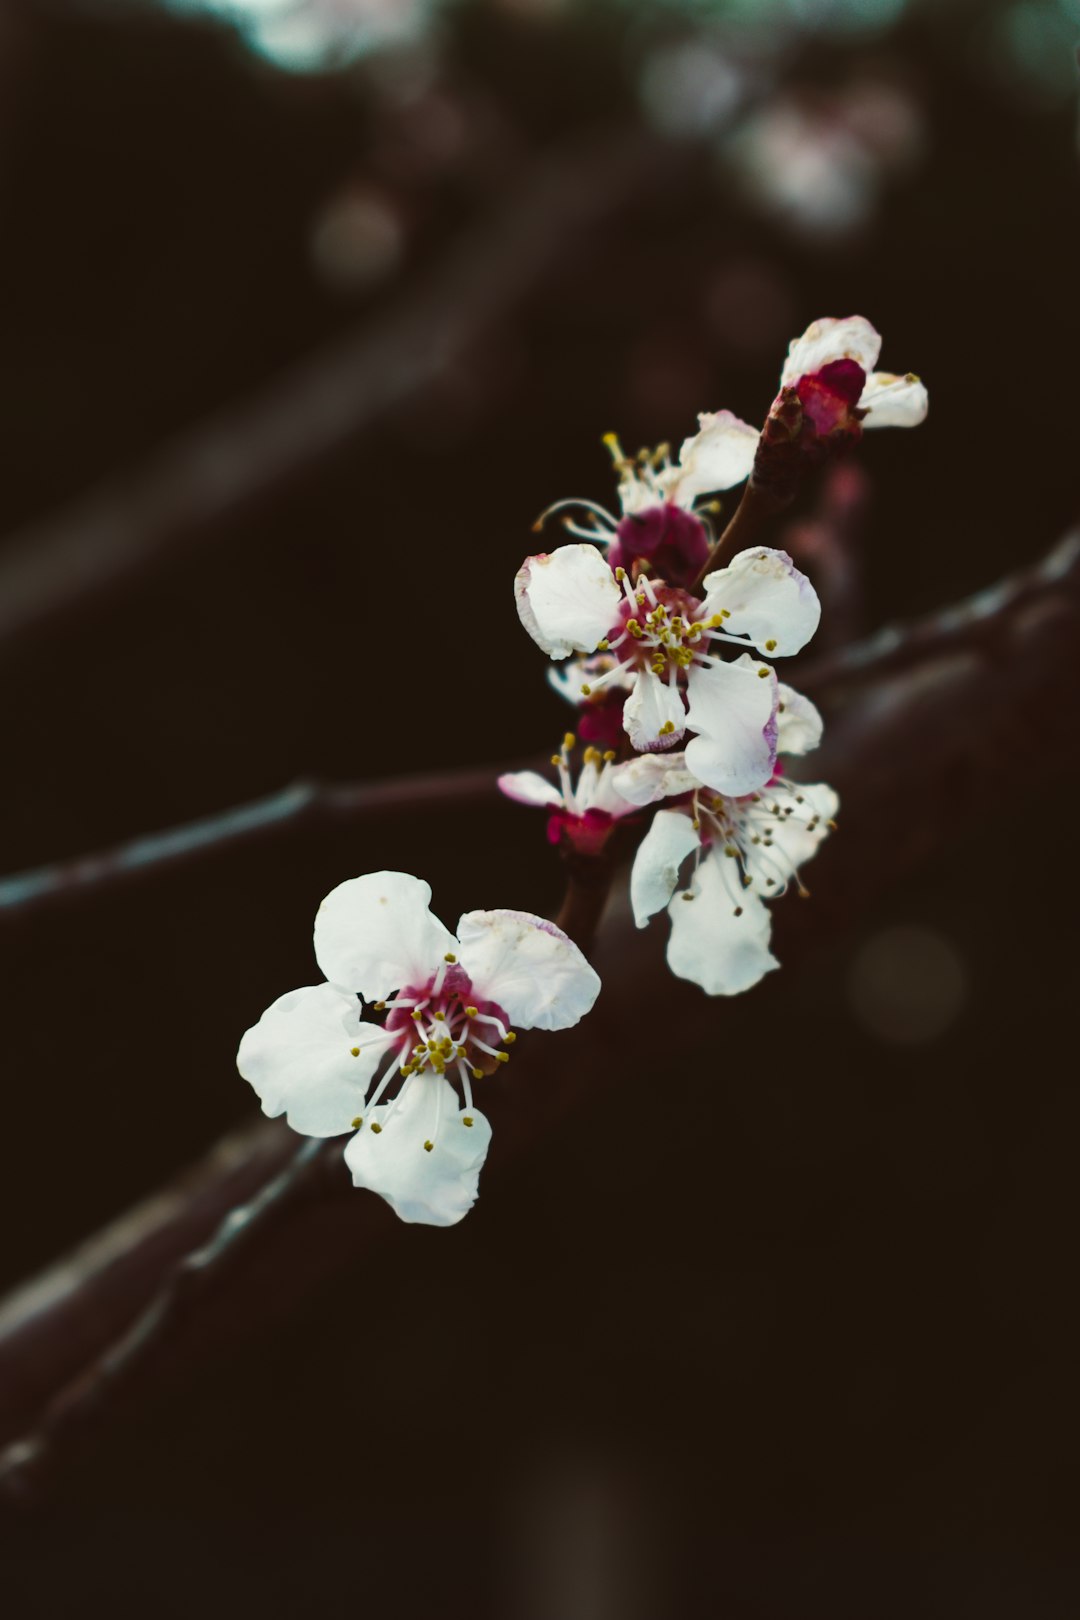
1,0,1079,1613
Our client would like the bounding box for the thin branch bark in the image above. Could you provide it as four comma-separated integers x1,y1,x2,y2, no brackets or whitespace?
0,765,510,922
797,529,1080,697
5,533,1074,925
1,529,1077,1498
0,127,663,657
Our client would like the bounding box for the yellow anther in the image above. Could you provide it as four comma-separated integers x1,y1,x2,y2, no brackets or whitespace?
465,1005,478,1018
496,1052,510,1064
410,1009,423,1021
370,1122,383,1134
708,614,724,628
427,1040,438,1052
503,1031,517,1045
424,1140,434,1153
597,639,609,651
636,592,646,606
351,1116,363,1128
350,1046,360,1057
615,566,627,582
463,1116,475,1128
373,1000,386,1011
471,1067,484,1081
721,609,731,619
724,845,739,857
551,754,562,766
581,684,592,696
765,639,777,652
433,1010,445,1021
564,732,577,750
757,668,770,679
658,720,675,736
444,952,457,963
603,749,616,762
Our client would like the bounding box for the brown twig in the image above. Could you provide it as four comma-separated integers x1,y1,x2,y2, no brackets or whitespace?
797,529,1080,697
0,765,512,922
2,528,1078,1498
0,127,665,657
689,479,779,596
0,1137,344,1501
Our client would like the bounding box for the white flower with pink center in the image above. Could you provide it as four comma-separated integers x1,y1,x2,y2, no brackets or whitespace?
616,689,837,995
237,872,600,1226
534,417,759,589
780,315,928,439
499,733,641,855
515,543,820,795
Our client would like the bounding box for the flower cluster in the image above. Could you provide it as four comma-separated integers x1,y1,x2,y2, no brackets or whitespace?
239,315,925,1227
507,315,926,985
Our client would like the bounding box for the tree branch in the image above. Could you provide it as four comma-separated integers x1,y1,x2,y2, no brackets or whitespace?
1,527,1077,1499
0,765,510,922
0,126,664,657
797,529,1080,697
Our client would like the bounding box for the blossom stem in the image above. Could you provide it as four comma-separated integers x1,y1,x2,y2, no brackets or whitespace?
689,479,789,596
555,852,616,953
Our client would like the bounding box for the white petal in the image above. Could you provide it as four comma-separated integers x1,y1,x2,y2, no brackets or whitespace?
344,1076,492,1227
780,315,882,386
623,669,686,752
668,410,759,505
548,655,635,707
684,653,778,796
861,371,929,429
237,983,386,1136
764,781,839,875
514,545,620,660
456,909,601,1031
612,751,698,807
776,684,824,756
702,547,821,656
577,757,637,819
498,771,563,810
630,809,700,927
666,856,778,996
314,871,455,1000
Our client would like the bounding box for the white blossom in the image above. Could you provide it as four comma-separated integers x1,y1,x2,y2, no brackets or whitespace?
617,690,837,995
515,543,820,793
238,872,600,1226
499,734,640,854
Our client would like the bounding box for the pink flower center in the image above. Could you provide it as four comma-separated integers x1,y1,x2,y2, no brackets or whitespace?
608,502,711,590
383,962,513,1082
